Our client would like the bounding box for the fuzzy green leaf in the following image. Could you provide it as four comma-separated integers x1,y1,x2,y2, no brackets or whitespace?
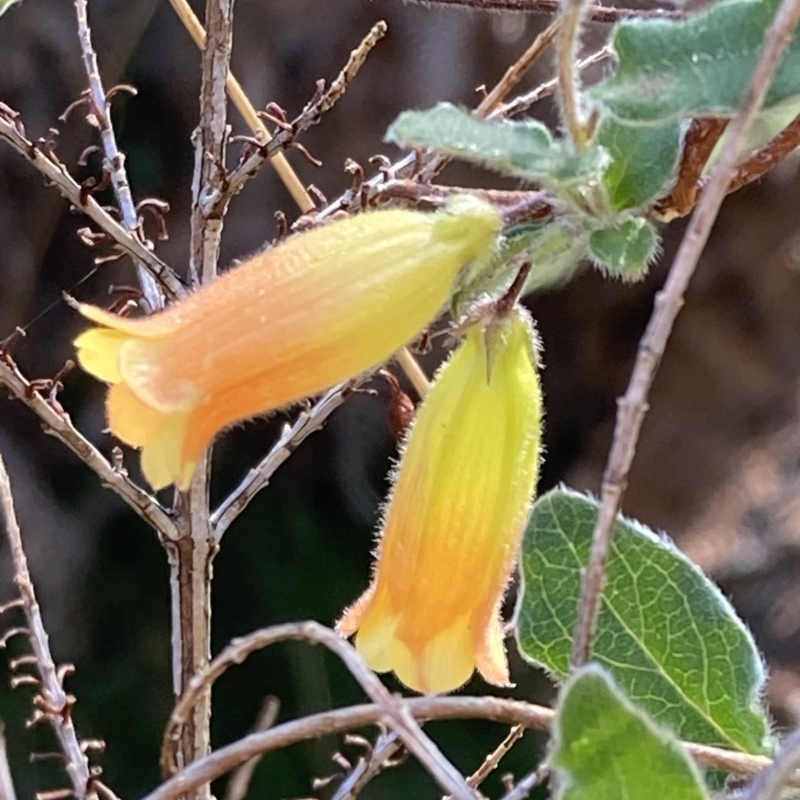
597,119,682,210
592,0,800,123
589,218,658,278
0,0,23,16
386,103,606,186
515,487,769,754
552,666,709,800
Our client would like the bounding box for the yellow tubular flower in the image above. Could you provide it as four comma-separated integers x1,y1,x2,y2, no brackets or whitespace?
337,307,543,694
73,197,501,491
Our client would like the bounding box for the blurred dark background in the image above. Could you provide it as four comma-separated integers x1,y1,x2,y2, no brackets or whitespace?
3,0,800,797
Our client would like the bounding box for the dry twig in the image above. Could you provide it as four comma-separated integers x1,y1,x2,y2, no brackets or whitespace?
499,763,550,800
211,21,388,216
477,19,561,115
394,0,682,22
0,453,95,800
329,730,402,800
494,46,611,119
73,0,163,311
463,724,525,793
160,621,477,800
145,688,792,800
569,0,800,668
0,115,185,300
211,382,354,538
165,0,312,210
0,357,177,540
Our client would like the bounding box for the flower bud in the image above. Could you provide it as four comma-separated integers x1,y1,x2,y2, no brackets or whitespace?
337,307,542,694
74,197,501,490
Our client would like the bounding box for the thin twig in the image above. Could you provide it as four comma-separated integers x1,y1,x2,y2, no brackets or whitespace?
211,21,388,215
0,453,95,800
498,764,550,800
393,0,683,22
0,725,17,800
0,115,185,300
144,691,789,800
172,0,237,789
393,350,430,399
189,0,234,284
496,46,610,119
223,697,279,800
746,729,800,800
211,383,354,538
0,357,177,540
330,730,402,800
465,724,525,792
476,19,561,116
165,0,313,212
569,0,800,668
73,0,163,312
159,621,477,800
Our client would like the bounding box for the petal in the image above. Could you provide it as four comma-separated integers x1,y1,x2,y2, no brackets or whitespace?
140,410,193,491
107,383,167,446
340,308,543,693
402,617,475,695
119,337,204,413
74,328,130,383
474,608,511,687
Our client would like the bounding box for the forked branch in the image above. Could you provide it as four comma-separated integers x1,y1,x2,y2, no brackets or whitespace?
160,621,477,800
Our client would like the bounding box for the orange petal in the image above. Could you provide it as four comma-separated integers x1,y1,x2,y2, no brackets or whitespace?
342,308,543,694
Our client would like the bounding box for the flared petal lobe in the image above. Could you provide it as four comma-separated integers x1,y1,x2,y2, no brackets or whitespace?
73,197,501,490
338,308,543,694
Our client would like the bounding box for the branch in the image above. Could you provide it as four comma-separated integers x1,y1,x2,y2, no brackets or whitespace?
165,0,313,211
209,21,388,216
0,452,95,800
460,724,525,794
499,764,550,800
145,690,789,800
495,45,611,119
189,0,234,284
0,113,185,301
211,382,353,538
477,19,561,115
329,731,402,800
0,356,178,540
569,0,800,667
73,0,164,312
391,0,683,22
160,622,477,800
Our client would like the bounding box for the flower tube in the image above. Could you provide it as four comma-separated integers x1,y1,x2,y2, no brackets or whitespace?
74,197,501,490
337,307,542,694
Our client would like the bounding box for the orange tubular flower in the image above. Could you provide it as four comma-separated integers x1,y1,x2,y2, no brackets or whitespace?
337,307,543,694
73,197,501,491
